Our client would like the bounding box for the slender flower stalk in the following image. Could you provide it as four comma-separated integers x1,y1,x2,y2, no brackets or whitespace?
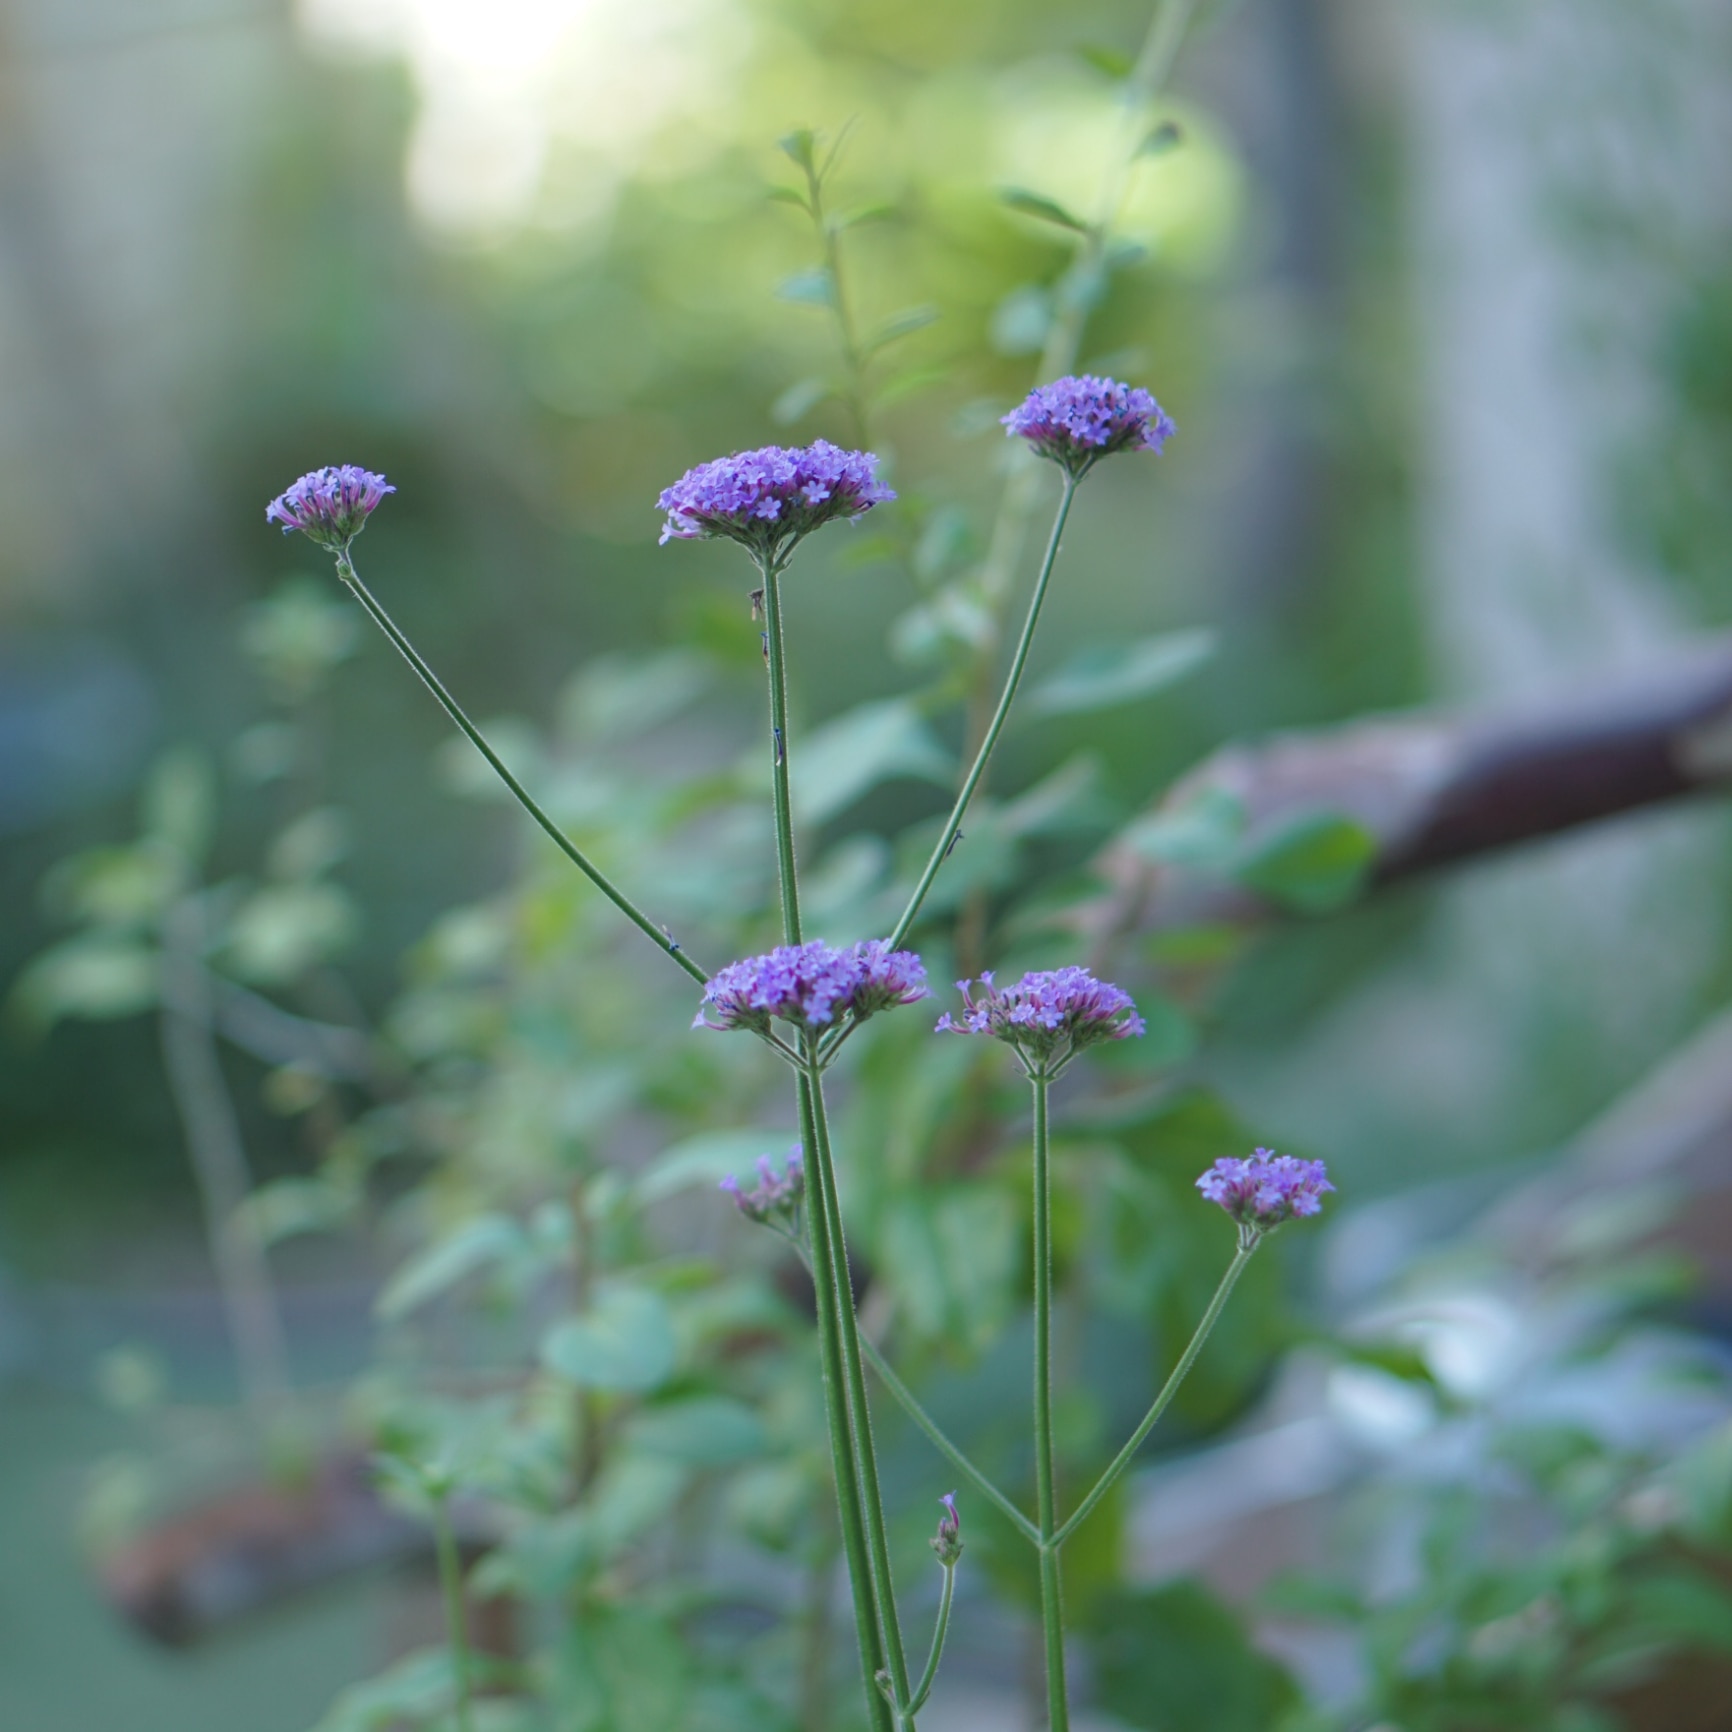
1030,1070,1070,1732
907,1496,963,1716
1052,1243,1256,1550
326,543,705,984
885,473,1078,951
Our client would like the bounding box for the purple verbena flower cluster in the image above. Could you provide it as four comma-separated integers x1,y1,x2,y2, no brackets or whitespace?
1196,1147,1334,1242
266,465,395,552
656,440,894,555
1001,375,1175,477
720,1145,805,1226
931,1491,963,1564
695,939,929,1034
937,966,1144,1073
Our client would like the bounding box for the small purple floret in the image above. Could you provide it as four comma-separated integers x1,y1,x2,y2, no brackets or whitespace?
932,1491,963,1563
1001,375,1175,477
937,966,1143,1074
656,440,894,555
721,1144,807,1226
1197,1147,1334,1242
266,465,395,552
695,939,929,1034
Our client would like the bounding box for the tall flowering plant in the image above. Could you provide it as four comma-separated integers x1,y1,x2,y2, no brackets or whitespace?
266,372,1332,1729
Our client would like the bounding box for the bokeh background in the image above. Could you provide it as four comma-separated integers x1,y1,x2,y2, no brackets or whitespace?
4,1,1732,1729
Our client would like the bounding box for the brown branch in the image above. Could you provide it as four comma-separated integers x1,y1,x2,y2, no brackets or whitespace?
1088,635,1732,937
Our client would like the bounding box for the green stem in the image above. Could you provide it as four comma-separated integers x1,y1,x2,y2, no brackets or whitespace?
333,551,706,986
802,156,871,448
805,1046,915,1717
885,476,1078,951
1030,1074,1069,1732
798,1072,896,1732
854,1333,1040,1548
759,557,804,945
907,1563,957,1717
431,1497,475,1732
1052,1243,1256,1551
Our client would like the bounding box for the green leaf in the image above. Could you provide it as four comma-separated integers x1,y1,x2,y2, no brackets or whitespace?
765,183,810,211
1233,810,1377,914
541,1284,677,1393
990,285,1053,356
236,1176,354,1246
771,376,831,425
862,304,940,358
776,267,834,307
266,806,350,881
1089,1581,1300,1732
559,649,711,744
828,201,897,232
310,1648,453,1732
1027,629,1215,716
376,1214,528,1322
633,1130,798,1207
777,129,817,171
625,1396,767,1466
222,881,359,983
42,844,180,930
142,747,215,867
14,936,159,1027
999,187,1091,235
791,698,952,826
1121,786,1246,871
1077,42,1135,78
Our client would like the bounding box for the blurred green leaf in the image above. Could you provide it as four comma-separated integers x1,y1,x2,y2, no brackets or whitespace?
776,267,834,307
777,129,818,171
1121,786,1246,871
765,183,810,211
792,698,952,825
1089,1581,1300,1732
541,1284,678,1392
222,881,359,982
863,305,940,357
267,806,350,881
990,284,1053,356
377,1214,529,1321
43,844,179,929
1138,119,1185,156
634,1130,799,1207
1233,810,1377,914
142,748,215,867
236,1175,355,1246
14,936,159,1027
1027,629,1215,716
999,187,1091,235
310,1648,454,1732
771,375,831,425
1077,42,1135,78
625,1396,767,1466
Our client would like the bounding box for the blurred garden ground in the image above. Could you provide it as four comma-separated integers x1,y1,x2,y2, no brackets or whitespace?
4,1,1732,1729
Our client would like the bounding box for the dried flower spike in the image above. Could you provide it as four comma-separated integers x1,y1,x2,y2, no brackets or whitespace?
656,440,894,557
266,465,395,552
1197,1147,1334,1244
695,939,929,1034
1001,375,1175,477
936,966,1143,1074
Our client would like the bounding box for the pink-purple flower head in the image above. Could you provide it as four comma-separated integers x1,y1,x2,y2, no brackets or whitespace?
936,966,1144,1076
1197,1147,1335,1247
1001,375,1175,478
656,439,894,560
720,1145,805,1227
266,465,395,553
694,939,929,1036
931,1492,963,1565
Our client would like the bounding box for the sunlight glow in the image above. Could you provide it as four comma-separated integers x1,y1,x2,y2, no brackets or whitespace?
296,0,746,235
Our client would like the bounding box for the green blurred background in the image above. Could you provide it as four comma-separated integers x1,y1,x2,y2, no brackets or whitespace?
3,0,1731,1727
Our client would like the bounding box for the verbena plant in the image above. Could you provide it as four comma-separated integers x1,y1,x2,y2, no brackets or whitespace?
265,378,1330,1732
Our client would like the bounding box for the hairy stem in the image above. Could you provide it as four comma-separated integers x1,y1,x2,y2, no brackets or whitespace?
333,551,705,985
886,476,1078,950
1030,1074,1069,1732
806,1047,915,1716
759,558,805,945
907,1562,957,1717
1052,1243,1256,1550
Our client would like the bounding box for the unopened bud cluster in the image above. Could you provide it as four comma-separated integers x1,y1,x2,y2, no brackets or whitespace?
720,1146,806,1228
